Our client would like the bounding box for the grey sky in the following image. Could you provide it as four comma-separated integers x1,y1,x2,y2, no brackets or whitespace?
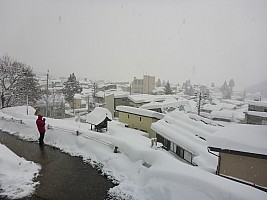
1,0,267,90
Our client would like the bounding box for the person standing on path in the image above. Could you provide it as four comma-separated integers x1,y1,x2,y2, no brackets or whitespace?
36,115,46,145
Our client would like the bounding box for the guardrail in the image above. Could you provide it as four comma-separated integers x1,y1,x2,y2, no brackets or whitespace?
0,116,119,153
48,125,118,152
1,116,25,125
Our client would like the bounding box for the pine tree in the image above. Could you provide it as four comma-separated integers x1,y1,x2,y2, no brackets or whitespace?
229,78,235,88
0,55,42,108
156,78,161,87
211,82,215,87
164,81,172,95
62,73,82,104
229,78,235,94
220,81,231,99
162,80,166,87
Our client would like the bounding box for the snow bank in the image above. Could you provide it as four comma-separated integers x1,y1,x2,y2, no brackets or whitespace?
0,143,40,199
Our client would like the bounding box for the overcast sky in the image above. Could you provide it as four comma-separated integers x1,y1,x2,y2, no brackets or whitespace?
1,0,267,90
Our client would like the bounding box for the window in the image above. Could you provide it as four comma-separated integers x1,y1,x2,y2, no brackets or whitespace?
170,142,176,152
140,117,142,121
128,114,129,119
184,150,192,163
176,146,184,158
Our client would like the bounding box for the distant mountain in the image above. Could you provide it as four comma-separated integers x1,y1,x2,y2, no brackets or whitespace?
244,80,267,97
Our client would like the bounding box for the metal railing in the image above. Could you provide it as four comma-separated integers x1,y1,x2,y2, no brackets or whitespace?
48,125,116,149
0,115,118,152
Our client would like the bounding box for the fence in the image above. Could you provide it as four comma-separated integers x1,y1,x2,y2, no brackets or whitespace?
0,116,118,153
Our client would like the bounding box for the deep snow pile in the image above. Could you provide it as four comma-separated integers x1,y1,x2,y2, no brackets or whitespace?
0,106,266,200
0,143,40,199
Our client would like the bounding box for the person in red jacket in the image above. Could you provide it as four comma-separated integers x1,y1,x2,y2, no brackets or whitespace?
36,115,46,145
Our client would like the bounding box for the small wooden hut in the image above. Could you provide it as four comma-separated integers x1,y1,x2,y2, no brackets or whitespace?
86,107,112,132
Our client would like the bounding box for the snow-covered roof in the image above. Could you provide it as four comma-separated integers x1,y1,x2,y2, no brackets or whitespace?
151,111,220,169
116,106,164,120
221,99,245,106
207,124,267,155
96,90,129,99
140,97,179,109
128,94,177,104
202,104,222,111
74,94,82,100
140,98,192,113
86,107,112,125
245,111,267,118
211,110,234,120
248,100,267,107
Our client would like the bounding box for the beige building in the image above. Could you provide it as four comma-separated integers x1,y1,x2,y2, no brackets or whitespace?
245,100,267,125
116,106,164,138
207,124,267,191
132,75,155,94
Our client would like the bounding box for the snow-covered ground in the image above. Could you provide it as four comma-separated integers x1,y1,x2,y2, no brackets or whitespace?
0,144,40,199
0,106,266,200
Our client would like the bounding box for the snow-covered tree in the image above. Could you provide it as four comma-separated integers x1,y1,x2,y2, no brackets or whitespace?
229,78,235,93
62,73,82,104
162,80,166,87
0,55,42,108
156,78,161,87
164,81,172,95
211,82,215,87
182,79,191,89
220,80,231,99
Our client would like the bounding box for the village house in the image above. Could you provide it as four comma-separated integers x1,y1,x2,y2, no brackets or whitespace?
245,100,267,125
207,124,267,191
128,94,171,108
151,110,219,169
104,92,130,118
116,105,164,138
140,97,191,113
69,94,82,109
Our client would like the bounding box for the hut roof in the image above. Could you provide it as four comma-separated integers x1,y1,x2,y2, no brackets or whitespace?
86,107,112,125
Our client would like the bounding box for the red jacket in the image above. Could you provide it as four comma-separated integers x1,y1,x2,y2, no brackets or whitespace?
36,115,45,133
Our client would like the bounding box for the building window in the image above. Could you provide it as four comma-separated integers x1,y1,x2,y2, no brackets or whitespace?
140,117,142,121
176,146,184,158
128,114,129,118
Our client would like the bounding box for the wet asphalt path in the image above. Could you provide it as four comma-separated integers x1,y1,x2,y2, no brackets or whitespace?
0,131,115,200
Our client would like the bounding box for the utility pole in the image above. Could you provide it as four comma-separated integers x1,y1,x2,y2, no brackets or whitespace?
46,70,49,117
197,92,202,116
195,90,207,116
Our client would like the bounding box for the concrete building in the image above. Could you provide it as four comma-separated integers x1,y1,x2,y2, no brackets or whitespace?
132,75,155,94
207,124,267,191
116,106,164,138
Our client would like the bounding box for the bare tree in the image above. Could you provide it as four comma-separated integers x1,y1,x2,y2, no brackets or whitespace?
0,55,42,108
